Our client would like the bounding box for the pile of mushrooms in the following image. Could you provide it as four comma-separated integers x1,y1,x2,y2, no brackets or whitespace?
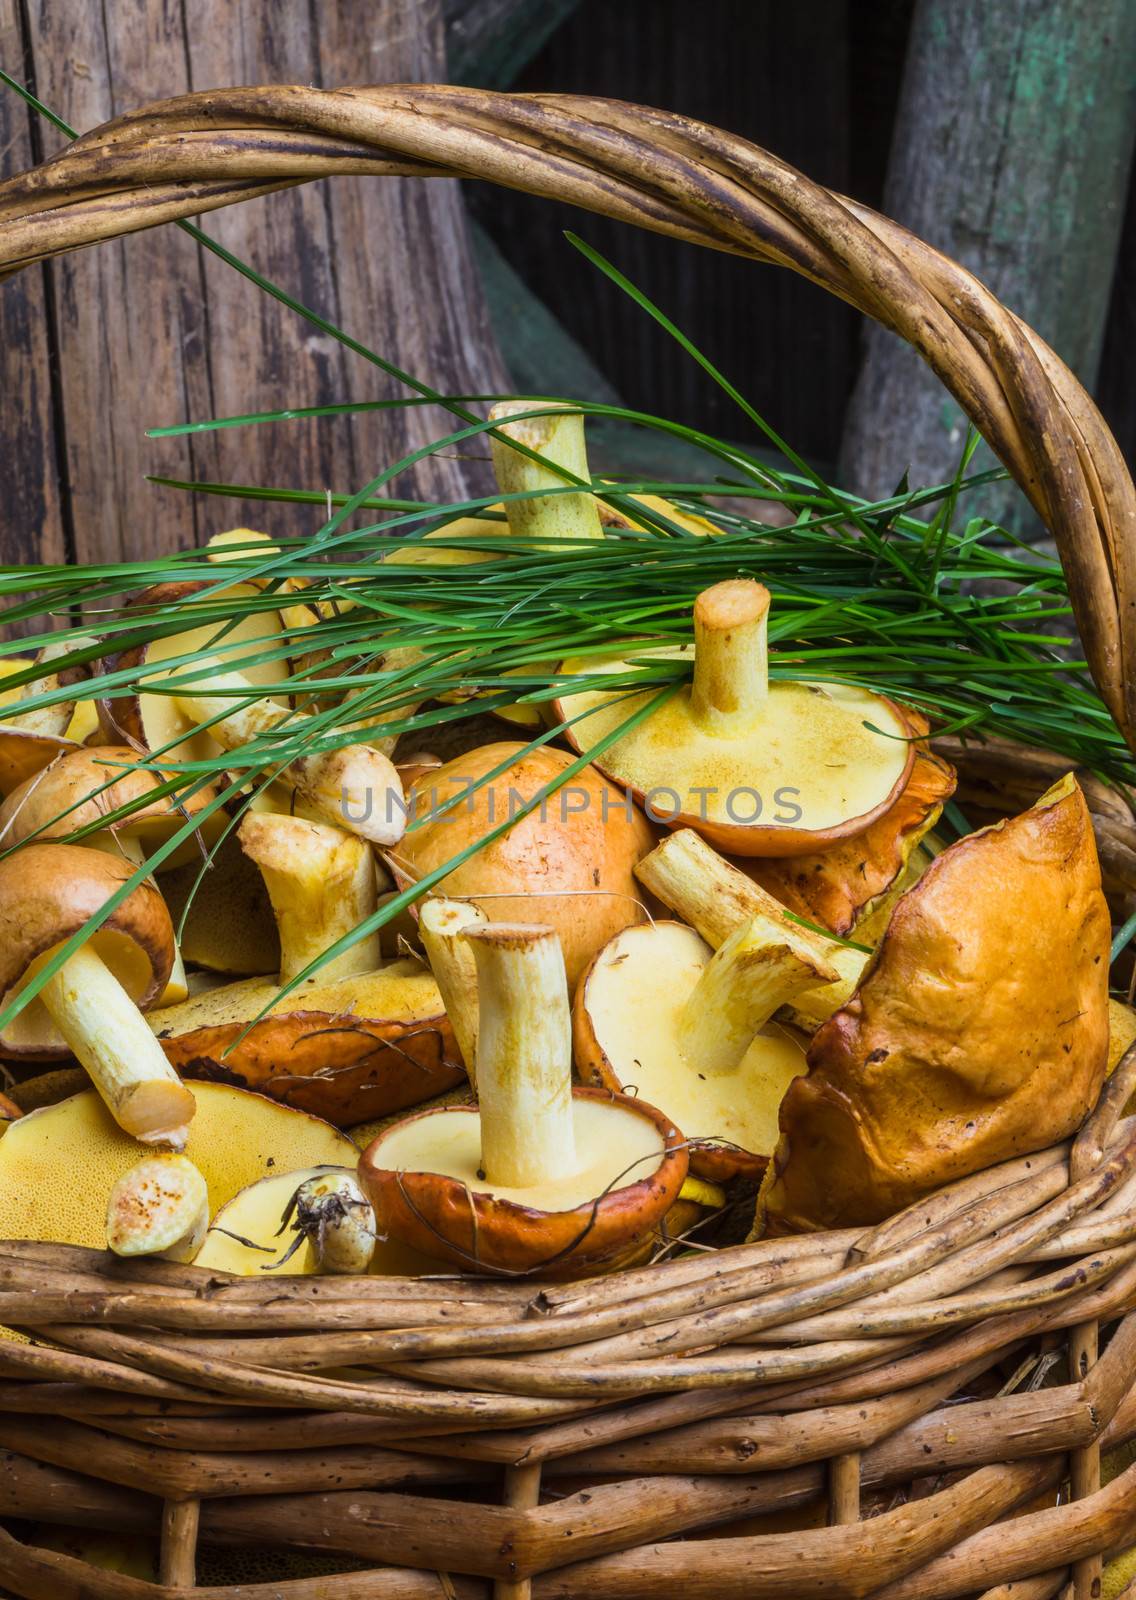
0,475,1124,1283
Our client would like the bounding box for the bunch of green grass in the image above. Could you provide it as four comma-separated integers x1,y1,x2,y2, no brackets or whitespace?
0,67,1131,1042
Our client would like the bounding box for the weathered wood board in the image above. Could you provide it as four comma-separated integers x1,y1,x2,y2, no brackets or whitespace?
0,0,509,578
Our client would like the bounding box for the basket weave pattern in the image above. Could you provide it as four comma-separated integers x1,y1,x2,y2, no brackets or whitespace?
1,86,1136,1599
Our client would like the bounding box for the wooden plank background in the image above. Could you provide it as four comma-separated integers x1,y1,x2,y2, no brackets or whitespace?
0,0,507,577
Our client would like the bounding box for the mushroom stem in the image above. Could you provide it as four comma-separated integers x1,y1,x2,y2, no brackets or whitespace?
677,912,838,1074
106,1154,209,1261
419,897,488,1084
489,401,604,544
635,828,865,1025
238,814,381,984
293,1169,377,1274
464,923,576,1187
171,658,407,846
37,945,196,1148
690,579,770,736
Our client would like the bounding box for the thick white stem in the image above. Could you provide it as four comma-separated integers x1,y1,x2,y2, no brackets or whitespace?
464,923,576,1188
106,1154,209,1261
690,580,770,736
489,401,603,544
238,814,381,983
678,913,837,1074
38,945,196,1148
419,897,488,1084
173,659,406,847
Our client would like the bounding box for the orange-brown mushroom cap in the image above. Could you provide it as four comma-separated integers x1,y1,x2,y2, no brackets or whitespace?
153,964,464,1126
0,744,218,850
387,741,655,991
358,1085,688,1278
0,843,176,1057
762,774,1111,1233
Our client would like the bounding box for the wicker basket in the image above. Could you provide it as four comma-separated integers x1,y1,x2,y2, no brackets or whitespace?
2,85,1136,1600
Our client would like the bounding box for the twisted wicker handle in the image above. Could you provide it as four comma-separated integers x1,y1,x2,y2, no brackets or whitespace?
2,83,1133,750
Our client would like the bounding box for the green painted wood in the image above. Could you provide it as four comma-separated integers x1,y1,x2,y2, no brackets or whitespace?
841,0,1136,529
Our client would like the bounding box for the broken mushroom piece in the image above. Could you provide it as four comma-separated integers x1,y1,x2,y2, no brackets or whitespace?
575,910,837,1181
106,1153,209,1262
0,844,194,1147
634,827,866,1030
289,1169,378,1274
359,923,688,1278
0,636,98,795
763,774,1112,1233
389,741,654,991
0,1091,20,1130
555,579,918,856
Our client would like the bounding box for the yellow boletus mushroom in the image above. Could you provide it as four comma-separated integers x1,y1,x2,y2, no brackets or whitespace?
763,774,1112,1233
633,827,867,1030
152,812,463,1125
554,578,919,856
0,844,194,1147
574,905,838,1182
0,1081,356,1251
388,741,654,992
359,923,688,1278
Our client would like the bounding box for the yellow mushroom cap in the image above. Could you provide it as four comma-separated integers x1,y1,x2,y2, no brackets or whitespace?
574,920,814,1181
0,1081,357,1251
554,580,916,857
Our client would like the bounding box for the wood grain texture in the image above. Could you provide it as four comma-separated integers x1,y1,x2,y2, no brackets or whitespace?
0,0,66,588
1,0,508,573
841,0,1136,525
